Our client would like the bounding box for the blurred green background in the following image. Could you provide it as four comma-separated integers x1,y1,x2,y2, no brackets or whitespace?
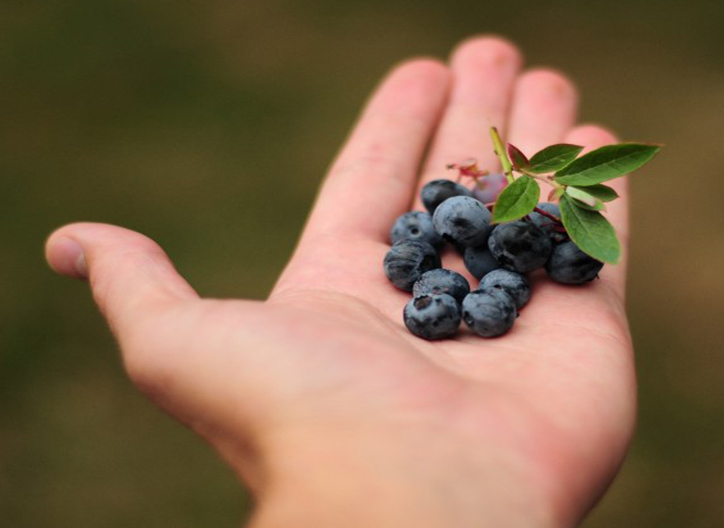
2,0,724,525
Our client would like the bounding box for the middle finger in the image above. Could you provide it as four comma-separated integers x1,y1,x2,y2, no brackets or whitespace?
416,36,523,208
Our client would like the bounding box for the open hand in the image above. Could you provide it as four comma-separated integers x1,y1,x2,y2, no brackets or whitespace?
46,36,635,527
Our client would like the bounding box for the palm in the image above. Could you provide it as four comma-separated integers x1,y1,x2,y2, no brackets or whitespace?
167,221,631,521
256,215,633,516
47,37,636,525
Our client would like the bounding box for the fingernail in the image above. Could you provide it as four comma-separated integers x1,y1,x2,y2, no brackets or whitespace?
48,237,88,279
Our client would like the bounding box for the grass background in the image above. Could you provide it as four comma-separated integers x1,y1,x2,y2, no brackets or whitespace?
2,0,724,525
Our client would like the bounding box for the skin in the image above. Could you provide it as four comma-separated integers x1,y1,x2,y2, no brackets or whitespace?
45,36,635,527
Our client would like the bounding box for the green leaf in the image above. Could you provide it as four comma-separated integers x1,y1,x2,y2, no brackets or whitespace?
528,144,583,173
507,143,529,170
573,183,618,202
547,186,565,203
554,143,661,186
565,187,605,211
559,195,620,264
572,198,606,212
492,176,540,223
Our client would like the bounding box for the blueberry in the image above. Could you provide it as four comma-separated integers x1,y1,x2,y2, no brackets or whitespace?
403,294,461,340
479,286,519,316
528,203,568,244
463,245,501,280
545,241,604,284
488,221,552,273
413,269,470,305
478,269,530,309
432,196,492,248
474,288,518,306
421,179,473,214
461,290,517,337
471,173,507,204
390,211,443,249
383,240,441,292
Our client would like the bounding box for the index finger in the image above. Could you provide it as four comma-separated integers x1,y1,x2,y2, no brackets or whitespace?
300,59,450,244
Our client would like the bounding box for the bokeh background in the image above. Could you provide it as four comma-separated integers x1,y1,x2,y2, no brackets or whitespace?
2,0,724,526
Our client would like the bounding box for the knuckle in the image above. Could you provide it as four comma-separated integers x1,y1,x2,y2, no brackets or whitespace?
121,332,178,398
116,308,187,398
330,149,405,190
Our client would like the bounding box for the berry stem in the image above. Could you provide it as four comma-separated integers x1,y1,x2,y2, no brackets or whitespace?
489,127,514,184
533,206,562,224
447,161,488,186
521,169,553,183
519,168,567,199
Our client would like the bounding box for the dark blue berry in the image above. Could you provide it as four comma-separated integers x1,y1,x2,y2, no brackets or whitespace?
488,221,552,273
545,241,604,284
390,211,443,249
461,290,517,337
413,269,470,305
432,196,492,248
403,294,461,340
383,240,441,292
528,203,568,244
463,245,501,280
421,179,472,214
478,269,530,309
479,287,518,316
471,173,507,204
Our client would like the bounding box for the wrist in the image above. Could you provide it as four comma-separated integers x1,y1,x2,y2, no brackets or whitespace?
248,425,558,528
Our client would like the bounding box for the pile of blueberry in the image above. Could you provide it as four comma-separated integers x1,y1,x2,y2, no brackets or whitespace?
383,178,604,340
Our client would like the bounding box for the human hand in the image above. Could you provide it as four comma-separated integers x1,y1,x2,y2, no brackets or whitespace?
45,36,635,527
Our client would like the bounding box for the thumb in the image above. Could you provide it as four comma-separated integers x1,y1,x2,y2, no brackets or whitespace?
45,224,267,484
45,222,198,340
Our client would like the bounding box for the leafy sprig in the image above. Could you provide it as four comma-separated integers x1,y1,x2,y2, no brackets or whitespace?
464,127,660,264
